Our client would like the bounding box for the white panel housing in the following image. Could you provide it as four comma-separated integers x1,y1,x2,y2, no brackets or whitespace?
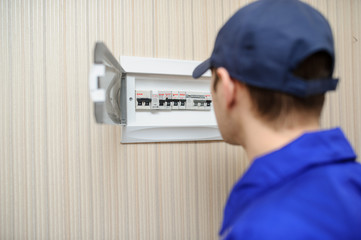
119,56,221,143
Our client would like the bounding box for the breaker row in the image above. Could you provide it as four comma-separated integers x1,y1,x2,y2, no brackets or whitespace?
135,90,212,110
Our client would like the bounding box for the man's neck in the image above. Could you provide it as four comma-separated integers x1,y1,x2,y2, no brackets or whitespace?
242,118,320,162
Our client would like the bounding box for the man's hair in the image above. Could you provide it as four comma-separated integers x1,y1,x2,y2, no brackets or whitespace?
247,51,332,126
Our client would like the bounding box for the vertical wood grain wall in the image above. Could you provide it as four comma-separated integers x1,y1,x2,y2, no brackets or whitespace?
0,0,360,239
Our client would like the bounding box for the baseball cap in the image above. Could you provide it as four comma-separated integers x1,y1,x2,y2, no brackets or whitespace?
193,0,339,97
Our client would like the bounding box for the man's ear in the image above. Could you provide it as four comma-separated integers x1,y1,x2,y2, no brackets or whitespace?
216,67,236,109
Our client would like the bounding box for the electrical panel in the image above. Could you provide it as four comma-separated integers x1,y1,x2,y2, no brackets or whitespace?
89,42,222,143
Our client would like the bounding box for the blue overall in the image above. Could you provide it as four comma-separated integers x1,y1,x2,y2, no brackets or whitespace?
220,128,361,240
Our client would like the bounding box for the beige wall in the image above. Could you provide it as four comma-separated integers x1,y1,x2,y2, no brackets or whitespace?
0,0,360,239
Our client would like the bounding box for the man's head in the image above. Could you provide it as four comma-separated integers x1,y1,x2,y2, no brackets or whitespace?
193,0,338,144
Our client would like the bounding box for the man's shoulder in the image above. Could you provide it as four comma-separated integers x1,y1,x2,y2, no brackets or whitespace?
223,160,361,240
266,160,361,217
292,159,361,195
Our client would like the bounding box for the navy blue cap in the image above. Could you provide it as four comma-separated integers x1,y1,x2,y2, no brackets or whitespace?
193,0,339,97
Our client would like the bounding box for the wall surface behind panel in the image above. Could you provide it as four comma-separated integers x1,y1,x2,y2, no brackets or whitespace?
0,0,360,239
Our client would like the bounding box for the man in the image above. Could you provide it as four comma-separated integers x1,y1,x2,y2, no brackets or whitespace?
193,0,361,239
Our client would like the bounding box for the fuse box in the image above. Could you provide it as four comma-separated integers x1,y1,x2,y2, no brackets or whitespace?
89,42,221,143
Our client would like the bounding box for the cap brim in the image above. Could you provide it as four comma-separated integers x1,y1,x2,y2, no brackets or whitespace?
192,58,211,79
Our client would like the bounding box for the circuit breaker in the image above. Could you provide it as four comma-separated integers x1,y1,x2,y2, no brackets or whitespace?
89,42,221,143
135,90,212,111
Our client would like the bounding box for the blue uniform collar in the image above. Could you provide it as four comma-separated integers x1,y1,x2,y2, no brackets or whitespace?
220,128,357,235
